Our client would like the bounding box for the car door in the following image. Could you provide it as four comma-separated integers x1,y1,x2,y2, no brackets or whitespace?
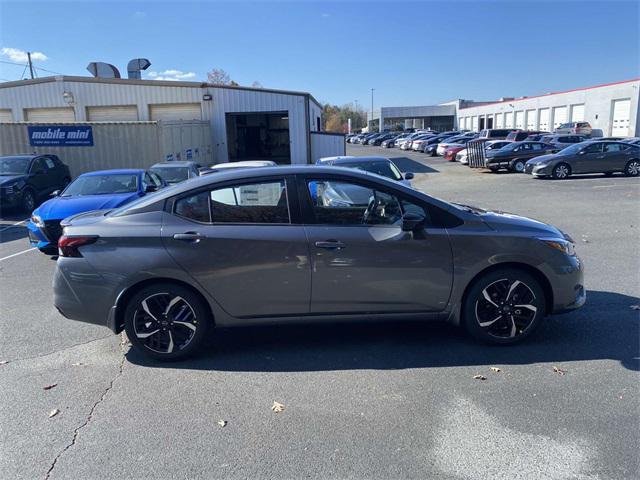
300,174,453,314
575,142,604,173
161,176,311,318
602,143,630,172
44,155,67,189
28,157,53,199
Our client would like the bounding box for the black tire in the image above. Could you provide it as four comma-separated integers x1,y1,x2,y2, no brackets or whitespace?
510,159,526,173
624,159,640,177
551,162,571,180
22,189,36,213
124,283,212,361
463,268,546,345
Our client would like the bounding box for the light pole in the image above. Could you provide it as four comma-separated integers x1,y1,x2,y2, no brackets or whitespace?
354,100,359,129
370,88,375,132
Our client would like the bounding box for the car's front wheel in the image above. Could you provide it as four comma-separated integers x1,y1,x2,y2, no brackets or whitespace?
463,268,546,345
124,283,211,361
22,189,36,212
551,163,571,179
510,159,526,173
624,159,640,177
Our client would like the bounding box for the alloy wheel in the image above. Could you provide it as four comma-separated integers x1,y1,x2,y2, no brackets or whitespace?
133,293,198,354
553,164,569,179
626,160,640,176
475,278,538,339
23,191,35,212
513,160,525,173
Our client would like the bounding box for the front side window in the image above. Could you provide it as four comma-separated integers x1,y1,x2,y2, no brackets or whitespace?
307,180,402,226
582,143,603,154
603,143,625,153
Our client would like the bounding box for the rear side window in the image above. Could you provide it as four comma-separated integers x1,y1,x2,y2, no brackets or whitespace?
603,143,625,153
174,180,290,224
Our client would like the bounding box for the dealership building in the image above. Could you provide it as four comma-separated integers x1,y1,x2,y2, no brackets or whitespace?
0,76,344,174
373,79,640,138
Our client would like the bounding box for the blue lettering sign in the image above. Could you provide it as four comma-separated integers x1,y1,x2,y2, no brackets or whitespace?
28,126,94,146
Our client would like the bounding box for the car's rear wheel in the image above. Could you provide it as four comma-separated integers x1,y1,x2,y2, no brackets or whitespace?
510,159,526,173
124,283,211,361
624,159,640,177
22,189,35,212
463,268,545,345
551,163,571,179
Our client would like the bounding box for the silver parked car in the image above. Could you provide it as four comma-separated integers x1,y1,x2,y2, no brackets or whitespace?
54,166,585,360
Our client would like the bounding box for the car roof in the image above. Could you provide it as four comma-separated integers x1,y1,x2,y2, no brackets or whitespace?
151,161,197,167
80,169,145,177
0,154,38,159
320,156,390,164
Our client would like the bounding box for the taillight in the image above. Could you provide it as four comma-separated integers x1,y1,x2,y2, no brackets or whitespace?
58,235,98,257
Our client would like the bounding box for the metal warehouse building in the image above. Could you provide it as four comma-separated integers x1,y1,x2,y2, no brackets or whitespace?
0,76,344,170
457,79,640,137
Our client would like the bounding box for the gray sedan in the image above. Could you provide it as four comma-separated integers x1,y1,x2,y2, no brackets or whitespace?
53,166,585,360
525,141,640,178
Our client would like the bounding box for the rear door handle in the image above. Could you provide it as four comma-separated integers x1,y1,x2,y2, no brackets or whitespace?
315,240,346,250
173,232,206,242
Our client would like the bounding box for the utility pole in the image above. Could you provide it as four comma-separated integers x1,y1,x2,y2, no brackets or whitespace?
27,52,34,79
354,100,359,129
370,88,375,132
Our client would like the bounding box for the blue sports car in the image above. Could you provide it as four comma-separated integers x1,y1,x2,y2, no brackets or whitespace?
28,168,166,254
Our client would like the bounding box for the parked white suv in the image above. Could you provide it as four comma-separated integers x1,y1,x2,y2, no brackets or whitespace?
554,122,593,136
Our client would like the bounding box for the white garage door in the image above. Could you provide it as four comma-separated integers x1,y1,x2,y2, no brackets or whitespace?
471,116,478,131
24,107,75,122
571,104,585,122
611,99,631,137
539,108,550,131
87,105,138,121
495,113,503,128
515,111,524,129
150,103,202,121
504,112,513,128
0,109,12,122
552,106,567,129
526,109,536,130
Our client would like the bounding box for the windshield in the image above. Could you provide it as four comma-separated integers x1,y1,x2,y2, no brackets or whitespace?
0,156,30,175
62,174,139,196
151,167,190,184
340,161,403,181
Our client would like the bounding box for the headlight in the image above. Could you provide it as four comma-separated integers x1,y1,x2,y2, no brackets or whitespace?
31,214,44,228
539,237,576,256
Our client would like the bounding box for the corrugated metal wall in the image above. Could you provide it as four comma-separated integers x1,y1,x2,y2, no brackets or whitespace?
0,121,213,177
310,132,345,163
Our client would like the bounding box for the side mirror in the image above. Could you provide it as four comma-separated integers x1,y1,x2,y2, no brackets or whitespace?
50,190,60,197
401,212,425,232
578,150,586,155
145,185,158,193
404,172,415,180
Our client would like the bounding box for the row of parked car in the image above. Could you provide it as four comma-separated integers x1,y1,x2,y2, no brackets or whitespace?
0,154,277,255
348,128,640,179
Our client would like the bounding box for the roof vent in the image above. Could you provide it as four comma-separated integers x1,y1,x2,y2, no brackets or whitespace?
127,58,151,79
86,62,121,78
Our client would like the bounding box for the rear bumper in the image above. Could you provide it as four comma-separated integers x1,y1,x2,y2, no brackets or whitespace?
53,258,115,331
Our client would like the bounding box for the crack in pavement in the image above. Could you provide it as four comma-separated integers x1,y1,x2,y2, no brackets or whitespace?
6,335,114,364
44,334,129,480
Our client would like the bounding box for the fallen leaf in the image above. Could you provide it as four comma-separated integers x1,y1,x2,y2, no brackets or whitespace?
552,366,567,375
71,362,86,366
271,401,285,413
630,305,640,311
490,367,501,373
217,420,227,427
43,384,57,390
48,409,60,418
0,360,9,365
581,238,589,243
473,375,487,381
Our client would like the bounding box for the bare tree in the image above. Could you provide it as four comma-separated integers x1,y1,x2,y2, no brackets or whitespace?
207,68,232,85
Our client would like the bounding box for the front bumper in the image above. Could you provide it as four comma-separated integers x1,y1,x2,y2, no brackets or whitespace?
530,163,553,177
0,188,22,209
542,252,586,314
27,220,53,251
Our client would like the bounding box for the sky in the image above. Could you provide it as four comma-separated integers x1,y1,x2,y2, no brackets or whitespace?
0,0,638,112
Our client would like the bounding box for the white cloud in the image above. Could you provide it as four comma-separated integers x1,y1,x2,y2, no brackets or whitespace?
321,13,330,18
133,11,147,19
1,47,48,62
145,69,196,81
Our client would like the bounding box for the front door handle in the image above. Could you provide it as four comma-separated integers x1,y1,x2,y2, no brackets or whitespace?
173,232,206,242
315,240,346,250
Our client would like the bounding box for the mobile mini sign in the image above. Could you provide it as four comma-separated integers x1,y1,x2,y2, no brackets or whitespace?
28,126,94,147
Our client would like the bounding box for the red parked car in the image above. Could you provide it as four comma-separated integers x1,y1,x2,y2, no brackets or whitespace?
444,145,466,161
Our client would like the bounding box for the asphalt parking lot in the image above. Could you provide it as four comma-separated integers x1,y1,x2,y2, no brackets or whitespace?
1,145,639,480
